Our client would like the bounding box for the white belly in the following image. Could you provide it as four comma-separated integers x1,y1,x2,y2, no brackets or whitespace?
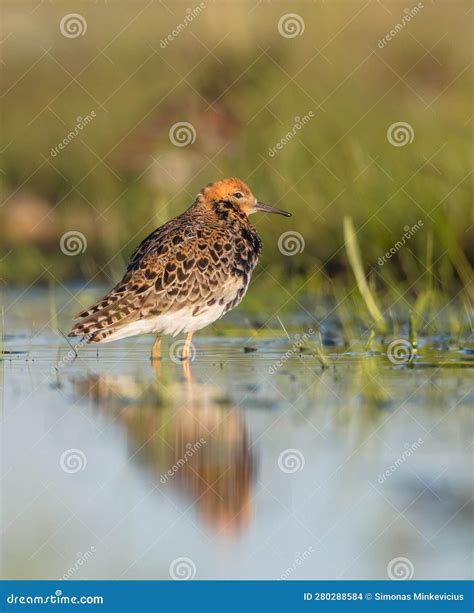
154,302,230,336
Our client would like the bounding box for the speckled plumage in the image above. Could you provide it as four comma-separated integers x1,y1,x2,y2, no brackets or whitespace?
69,179,290,348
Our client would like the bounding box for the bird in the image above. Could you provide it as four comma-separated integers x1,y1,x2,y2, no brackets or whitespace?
68,178,291,360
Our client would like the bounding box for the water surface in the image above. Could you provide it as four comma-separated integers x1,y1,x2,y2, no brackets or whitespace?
1,289,472,580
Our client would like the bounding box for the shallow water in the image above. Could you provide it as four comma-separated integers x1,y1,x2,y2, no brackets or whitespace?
1,289,473,580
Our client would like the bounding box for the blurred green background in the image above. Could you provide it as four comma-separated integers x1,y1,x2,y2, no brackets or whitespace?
1,0,472,309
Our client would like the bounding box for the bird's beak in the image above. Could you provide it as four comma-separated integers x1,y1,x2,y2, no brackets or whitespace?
255,201,292,217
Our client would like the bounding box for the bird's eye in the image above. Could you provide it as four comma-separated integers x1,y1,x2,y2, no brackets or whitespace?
234,191,243,199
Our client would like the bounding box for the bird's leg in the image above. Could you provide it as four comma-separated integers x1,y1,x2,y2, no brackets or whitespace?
181,332,194,382
181,331,193,360
151,336,162,361
182,359,192,382
151,356,161,381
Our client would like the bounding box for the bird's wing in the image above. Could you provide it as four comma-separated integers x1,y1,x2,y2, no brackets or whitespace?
138,222,261,318
138,222,234,318
69,217,183,336
68,215,230,337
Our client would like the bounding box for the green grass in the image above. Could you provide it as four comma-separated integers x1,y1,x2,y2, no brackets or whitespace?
1,0,472,320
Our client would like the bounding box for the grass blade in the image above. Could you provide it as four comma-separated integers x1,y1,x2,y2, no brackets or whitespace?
343,217,387,332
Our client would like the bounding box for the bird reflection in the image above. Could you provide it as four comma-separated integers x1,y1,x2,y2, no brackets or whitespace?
72,364,254,535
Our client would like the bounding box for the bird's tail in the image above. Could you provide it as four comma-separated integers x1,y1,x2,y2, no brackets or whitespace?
68,295,138,344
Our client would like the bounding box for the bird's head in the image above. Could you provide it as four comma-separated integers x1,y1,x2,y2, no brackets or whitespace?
198,178,291,218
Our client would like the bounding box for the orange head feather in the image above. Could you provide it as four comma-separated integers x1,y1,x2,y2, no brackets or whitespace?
197,178,291,218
